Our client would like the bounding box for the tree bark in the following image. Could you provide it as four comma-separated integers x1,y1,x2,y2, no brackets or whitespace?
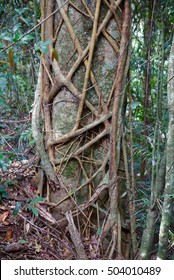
157,35,174,259
32,0,132,259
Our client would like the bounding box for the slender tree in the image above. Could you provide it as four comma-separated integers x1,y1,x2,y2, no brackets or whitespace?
157,35,174,259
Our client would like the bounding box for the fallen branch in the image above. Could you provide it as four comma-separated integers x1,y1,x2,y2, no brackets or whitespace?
66,211,88,260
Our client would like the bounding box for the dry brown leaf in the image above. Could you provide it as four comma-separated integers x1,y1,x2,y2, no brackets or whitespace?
0,211,9,222
2,220,10,226
8,48,15,70
63,247,71,258
5,229,13,241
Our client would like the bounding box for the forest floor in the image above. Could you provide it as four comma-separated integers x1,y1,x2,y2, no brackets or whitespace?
0,117,102,260
0,161,103,260
0,117,76,260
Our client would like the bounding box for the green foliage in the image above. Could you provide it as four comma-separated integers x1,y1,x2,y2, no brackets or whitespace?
0,77,11,111
0,0,39,117
96,228,102,235
27,197,44,217
0,186,8,202
13,197,45,217
0,77,7,89
27,204,39,216
0,0,39,170
18,126,34,148
0,152,10,172
35,40,52,54
18,239,28,244
13,201,22,215
29,197,45,204
0,178,18,203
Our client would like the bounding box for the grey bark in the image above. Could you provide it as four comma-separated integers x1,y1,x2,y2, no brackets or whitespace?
157,35,174,259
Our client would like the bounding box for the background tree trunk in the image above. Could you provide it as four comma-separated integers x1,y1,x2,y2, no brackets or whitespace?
157,35,174,259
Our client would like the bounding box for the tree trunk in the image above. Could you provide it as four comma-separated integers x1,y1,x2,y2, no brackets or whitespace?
157,35,174,260
32,0,132,259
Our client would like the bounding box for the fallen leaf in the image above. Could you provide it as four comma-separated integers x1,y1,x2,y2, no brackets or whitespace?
26,223,30,233
4,243,26,253
5,229,13,241
34,241,42,253
63,248,71,257
0,205,6,210
0,211,9,222
2,220,10,225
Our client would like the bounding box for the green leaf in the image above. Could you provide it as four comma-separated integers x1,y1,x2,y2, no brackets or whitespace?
0,163,7,172
27,205,39,217
35,40,52,54
131,101,141,110
4,179,18,186
40,40,52,46
13,32,22,42
1,35,13,42
18,239,28,244
40,46,49,54
0,187,8,202
0,153,4,160
15,7,29,15
29,197,45,204
13,202,22,215
96,228,102,235
80,177,86,185
13,23,22,33
20,16,30,26
21,34,34,43
31,207,39,216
